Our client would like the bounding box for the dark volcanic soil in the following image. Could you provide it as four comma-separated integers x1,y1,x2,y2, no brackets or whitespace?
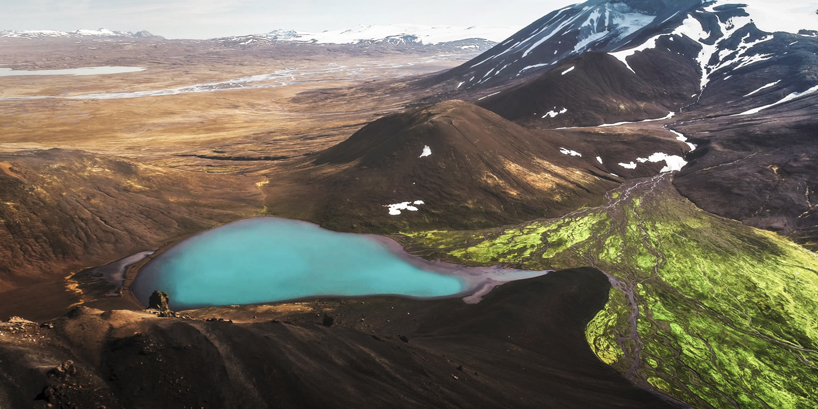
477,51,699,128
672,106,818,250
0,268,676,409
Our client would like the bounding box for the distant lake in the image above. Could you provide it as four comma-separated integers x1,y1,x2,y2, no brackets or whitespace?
132,218,548,310
0,66,145,77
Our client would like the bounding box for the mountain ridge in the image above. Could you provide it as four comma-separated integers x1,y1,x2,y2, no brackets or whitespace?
428,0,818,91
0,29,160,39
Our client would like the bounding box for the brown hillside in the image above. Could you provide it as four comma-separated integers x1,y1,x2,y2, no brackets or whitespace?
269,100,618,232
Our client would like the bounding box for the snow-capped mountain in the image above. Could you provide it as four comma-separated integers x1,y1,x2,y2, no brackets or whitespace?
271,25,517,45
459,0,818,128
3,25,513,45
0,29,159,39
421,0,818,292
436,0,818,89
218,25,517,46
609,0,818,115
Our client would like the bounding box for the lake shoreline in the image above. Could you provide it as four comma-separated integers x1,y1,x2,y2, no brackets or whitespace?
123,216,550,310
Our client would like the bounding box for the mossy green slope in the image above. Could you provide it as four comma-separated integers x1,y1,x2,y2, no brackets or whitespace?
402,174,818,408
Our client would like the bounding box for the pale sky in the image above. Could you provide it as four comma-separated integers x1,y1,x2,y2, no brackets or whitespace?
0,0,577,39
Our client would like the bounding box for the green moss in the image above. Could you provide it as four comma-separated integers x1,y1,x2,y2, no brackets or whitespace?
586,288,629,365
541,213,608,259
648,376,672,391
446,223,553,264
406,176,818,408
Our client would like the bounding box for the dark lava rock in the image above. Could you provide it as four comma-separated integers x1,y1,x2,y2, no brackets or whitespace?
399,335,409,343
49,360,77,379
148,291,170,311
322,314,335,327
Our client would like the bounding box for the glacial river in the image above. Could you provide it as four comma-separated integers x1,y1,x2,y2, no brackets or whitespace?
132,217,548,310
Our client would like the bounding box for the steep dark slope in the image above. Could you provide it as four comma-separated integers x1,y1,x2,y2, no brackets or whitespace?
547,125,692,179
280,100,618,232
0,269,678,409
477,50,699,127
645,13,818,248
672,102,818,249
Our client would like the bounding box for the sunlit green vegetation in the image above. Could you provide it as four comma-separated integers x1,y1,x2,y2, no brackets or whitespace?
403,175,818,408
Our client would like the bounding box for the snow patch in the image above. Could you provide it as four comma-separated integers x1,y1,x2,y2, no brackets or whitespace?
596,156,604,164
575,4,658,60
522,11,585,58
478,91,501,101
385,200,426,216
706,0,818,36
736,84,818,115
636,153,687,173
598,112,674,127
668,129,697,151
518,63,551,75
543,107,568,118
560,148,582,157
622,153,687,172
610,33,663,73
744,80,781,97
419,145,432,158
561,66,575,75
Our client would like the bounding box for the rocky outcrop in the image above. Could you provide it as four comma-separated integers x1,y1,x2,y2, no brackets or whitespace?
148,291,170,312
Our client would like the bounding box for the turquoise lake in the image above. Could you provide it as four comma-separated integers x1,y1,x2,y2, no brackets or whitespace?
132,218,467,310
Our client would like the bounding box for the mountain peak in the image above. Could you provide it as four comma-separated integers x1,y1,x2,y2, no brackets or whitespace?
429,0,704,89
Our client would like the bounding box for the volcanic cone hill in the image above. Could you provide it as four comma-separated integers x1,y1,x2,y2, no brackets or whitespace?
280,100,618,232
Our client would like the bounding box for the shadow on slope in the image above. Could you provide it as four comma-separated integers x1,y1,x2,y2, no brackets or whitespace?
0,269,677,409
